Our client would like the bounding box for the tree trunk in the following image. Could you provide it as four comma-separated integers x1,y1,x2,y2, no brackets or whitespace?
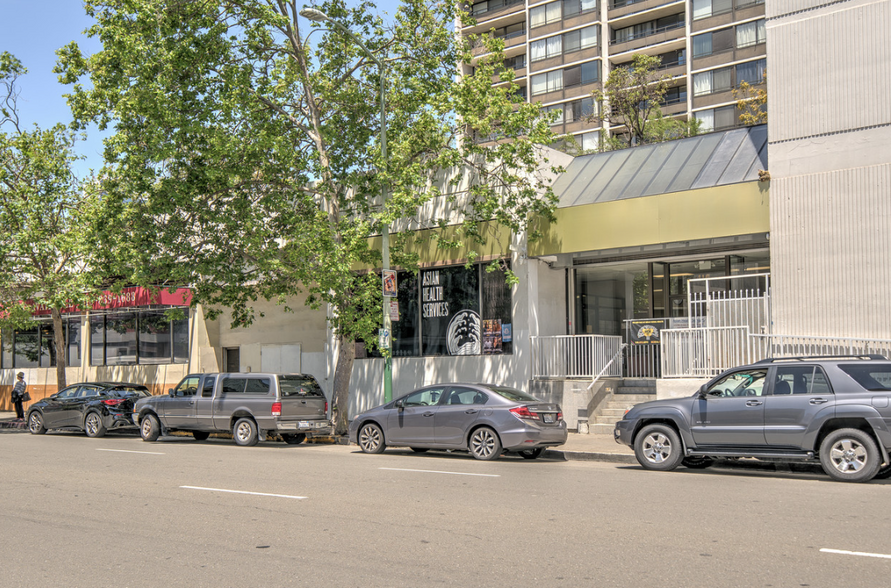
331,334,355,436
51,308,67,390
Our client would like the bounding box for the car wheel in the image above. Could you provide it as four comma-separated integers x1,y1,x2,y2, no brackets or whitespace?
681,456,713,469
469,427,502,461
282,433,306,445
873,463,891,480
140,414,161,442
410,447,429,453
233,418,259,446
192,431,210,441
634,424,683,471
84,412,107,438
358,423,386,454
28,411,47,435
820,428,881,483
519,447,545,460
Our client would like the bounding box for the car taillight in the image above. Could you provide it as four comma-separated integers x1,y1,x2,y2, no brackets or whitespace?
510,405,539,420
272,402,282,416
557,411,563,421
102,399,126,406
325,401,328,415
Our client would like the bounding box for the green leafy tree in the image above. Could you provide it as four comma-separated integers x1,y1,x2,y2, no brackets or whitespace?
594,53,699,149
56,0,559,433
733,72,767,126
0,52,98,388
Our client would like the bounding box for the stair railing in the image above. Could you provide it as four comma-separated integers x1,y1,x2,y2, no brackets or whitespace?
587,343,628,390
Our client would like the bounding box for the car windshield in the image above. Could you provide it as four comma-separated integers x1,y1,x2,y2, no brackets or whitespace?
488,386,541,403
279,376,324,397
838,364,891,391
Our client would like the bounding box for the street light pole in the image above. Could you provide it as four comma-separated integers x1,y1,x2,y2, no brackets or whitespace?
300,7,393,403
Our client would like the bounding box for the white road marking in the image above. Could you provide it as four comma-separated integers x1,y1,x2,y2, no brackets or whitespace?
820,548,891,560
180,486,306,500
379,467,500,478
96,448,165,455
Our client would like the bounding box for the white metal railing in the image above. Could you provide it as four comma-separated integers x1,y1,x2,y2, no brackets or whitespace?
531,334,623,379
752,334,891,360
661,326,756,378
662,329,891,378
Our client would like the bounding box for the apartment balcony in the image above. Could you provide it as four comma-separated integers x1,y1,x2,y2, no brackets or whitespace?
608,0,684,21
609,35,685,61
471,28,527,57
532,81,602,104
609,18,685,54
465,0,526,29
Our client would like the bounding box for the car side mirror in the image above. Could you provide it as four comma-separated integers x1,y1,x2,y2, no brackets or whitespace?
395,399,405,411
168,388,175,397
697,385,708,398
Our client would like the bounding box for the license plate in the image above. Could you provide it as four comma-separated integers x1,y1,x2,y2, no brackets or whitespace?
299,421,311,428
543,414,555,424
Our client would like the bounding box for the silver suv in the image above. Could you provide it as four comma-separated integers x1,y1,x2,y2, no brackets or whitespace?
614,355,891,483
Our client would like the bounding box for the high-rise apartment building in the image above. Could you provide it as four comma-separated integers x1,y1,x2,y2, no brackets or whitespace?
461,0,766,149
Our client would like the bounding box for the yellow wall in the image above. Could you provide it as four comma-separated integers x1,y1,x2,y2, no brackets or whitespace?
530,182,770,256
364,221,511,268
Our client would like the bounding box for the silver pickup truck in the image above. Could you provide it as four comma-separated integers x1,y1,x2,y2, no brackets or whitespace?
132,372,331,446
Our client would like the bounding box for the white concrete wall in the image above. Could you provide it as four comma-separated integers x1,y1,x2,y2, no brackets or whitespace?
657,379,708,400
767,0,891,340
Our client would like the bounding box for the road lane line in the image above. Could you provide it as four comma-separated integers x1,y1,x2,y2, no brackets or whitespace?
820,548,891,560
379,467,500,478
181,486,306,500
96,448,165,455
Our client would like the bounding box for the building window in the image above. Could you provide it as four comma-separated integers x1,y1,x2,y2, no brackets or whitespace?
564,61,600,87
695,105,737,132
531,69,563,95
0,318,83,369
661,86,687,106
531,35,563,61
563,0,597,17
469,0,523,16
565,96,596,122
530,1,562,28
542,104,565,125
89,309,189,366
736,58,765,85
362,263,513,358
736,19,766,48
693,66,731,96
692,0,732,20
532,25,598,62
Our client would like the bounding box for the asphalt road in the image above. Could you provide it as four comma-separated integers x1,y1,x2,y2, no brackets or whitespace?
1,431,890,588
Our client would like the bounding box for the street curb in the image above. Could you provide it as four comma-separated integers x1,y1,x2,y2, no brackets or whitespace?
545,449,637,463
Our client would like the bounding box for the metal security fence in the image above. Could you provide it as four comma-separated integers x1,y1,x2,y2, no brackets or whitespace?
661,326,756,378
531,334,624,379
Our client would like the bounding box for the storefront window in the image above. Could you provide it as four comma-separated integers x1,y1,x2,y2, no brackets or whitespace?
90,309,189,366
67,319,82,368
392,272,420,357
575,263,648,336
13,328,39,368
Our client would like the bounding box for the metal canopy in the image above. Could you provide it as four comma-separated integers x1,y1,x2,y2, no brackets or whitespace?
555,125,768,208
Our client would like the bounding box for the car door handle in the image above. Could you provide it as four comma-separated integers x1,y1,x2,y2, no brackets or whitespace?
423,412,435,417
746,400,763,406
810,398,829,405
464,409,478,414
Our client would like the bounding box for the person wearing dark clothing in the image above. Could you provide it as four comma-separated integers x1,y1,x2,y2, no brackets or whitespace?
11,372,27,420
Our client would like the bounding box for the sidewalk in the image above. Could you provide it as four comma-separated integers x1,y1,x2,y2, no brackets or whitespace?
0,410,634,461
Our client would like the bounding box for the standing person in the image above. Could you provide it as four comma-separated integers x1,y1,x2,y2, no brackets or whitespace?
12,372,27,420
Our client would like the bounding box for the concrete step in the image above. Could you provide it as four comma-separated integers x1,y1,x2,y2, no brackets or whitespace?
591,423,617,435
594,415,622,425
615,386,657,395
620,379,657,388
599,407,628,417
606,394,656,403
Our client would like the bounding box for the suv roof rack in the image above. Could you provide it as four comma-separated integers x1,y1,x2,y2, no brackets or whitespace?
754,354,888,364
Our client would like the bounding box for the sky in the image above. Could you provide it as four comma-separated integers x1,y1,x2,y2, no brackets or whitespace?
2,0,402,176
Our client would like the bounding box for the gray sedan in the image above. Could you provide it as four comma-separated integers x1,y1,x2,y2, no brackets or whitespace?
348,383,568,460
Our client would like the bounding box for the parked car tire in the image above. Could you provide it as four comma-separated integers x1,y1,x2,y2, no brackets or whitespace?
192,431,210,441
820,428,881,483
519,447,545,460
28,411,47,435
233,418,259,446
469,426,502,461
282,433,306,445
84,411,107,438
140,413,161,442
634,424,684,472
681,456,714,469
358,423,386,454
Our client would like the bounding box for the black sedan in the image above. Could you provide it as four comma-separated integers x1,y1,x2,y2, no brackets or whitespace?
27,382,151,438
